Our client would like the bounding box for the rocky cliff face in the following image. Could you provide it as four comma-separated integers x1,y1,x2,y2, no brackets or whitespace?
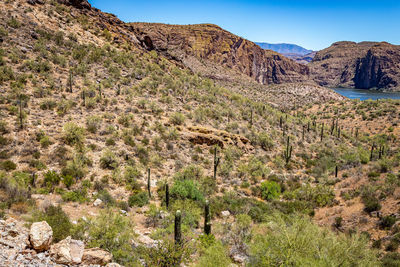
354,43,400,89
130,23,310,85
310,41,400,90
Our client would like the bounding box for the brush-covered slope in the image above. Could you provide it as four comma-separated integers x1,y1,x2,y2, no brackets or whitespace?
131,23,310,85
310,41,400,90
0,0,396,266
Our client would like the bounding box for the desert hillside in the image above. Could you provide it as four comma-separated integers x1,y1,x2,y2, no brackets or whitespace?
0,0,399,266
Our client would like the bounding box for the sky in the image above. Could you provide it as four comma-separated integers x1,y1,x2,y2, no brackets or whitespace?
88,0,400,51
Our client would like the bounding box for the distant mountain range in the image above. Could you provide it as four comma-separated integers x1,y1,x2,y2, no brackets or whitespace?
255,42,315,64
255,42,313,56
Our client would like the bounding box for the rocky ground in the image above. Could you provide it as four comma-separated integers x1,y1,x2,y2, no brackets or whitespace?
0,218,119,266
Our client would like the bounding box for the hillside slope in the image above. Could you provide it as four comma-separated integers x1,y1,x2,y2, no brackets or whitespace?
131,23,310,85
310,41,400,90
0,0,398,266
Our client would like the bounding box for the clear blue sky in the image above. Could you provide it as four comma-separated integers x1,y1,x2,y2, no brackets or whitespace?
88,0,400,51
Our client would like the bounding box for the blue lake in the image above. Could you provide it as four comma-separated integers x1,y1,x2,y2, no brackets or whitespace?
333,88,400,101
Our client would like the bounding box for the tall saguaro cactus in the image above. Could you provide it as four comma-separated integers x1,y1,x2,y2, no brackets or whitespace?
204,200,211,235
175,210,182,245
165,183,170,208
213,147,220,180
68,69,73,93
370,143,376,161
147,168,151,198
284,136,292,164
320,123,324,142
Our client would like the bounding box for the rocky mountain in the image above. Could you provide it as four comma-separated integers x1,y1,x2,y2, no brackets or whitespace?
255,42,312,55
283,51,317,64
131,23,310,85
310,41,400,90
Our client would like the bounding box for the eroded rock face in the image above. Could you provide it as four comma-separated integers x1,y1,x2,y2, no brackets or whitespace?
354,44,400,89
82,247,112,266
310,41,400,90
29,221,53,252
50,236,84,265
130,23,309,85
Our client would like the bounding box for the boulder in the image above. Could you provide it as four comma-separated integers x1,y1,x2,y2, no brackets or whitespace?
29,221,53,252
106,263,122,267
82,247,112,265
50,236,84,265
93,198,103,207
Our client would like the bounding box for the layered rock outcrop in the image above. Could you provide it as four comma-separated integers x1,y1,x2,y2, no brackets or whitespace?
130,23,310,85
310,41,400,90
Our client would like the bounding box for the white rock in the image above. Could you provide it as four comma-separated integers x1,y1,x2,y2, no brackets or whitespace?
93,199,103,207
82,247,112,265
221,210,231,217
50,236,84,265
29,221,53,252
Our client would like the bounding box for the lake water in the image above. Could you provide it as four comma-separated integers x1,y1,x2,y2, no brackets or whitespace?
333,88,400,101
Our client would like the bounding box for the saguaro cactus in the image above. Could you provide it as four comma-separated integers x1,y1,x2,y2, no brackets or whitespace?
335,165,338,178
98,84,102,98
147,168,151,198
284,136,292,164
175,210,182,245
213,147,220,180
320,123,324,142
378,145,385,159
68,69,73,93
204,200,211,235
166,183,170,208
370,143,376,161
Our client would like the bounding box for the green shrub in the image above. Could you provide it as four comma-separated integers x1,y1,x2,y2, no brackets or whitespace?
124,166,141,191
258,133,274,151
86,116,102,134
32,205,72,242
62,154,88,179
196,241,231,267
72,210,136,265
128,191,149,207
43,170,60,190
97,189,115,206
7,17,21,28
380,215,397,230
61,188,88,203
170,179,204,202
260,181,281,200
284,184,335,208
169,112,185,125
139,238,192,267
62,175,74,189
381,252,400,267
248,213,379,266
40,135,53,148
361,190,381,213
1,160,17,171
63,122,85,146
100,150,118,170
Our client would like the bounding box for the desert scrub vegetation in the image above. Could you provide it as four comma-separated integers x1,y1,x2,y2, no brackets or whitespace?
72,210,137,265
63,122,85,146
248,213,379,266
